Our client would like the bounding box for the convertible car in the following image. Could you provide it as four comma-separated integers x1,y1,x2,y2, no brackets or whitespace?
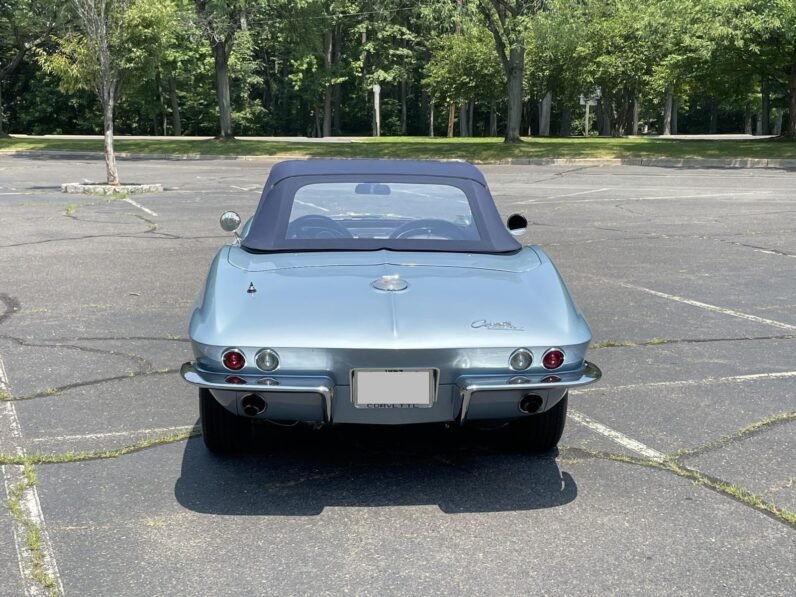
181,159,601,453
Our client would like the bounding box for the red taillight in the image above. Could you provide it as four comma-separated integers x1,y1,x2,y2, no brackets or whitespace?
542,349,564,370
222,349,245,371
225,375,246,384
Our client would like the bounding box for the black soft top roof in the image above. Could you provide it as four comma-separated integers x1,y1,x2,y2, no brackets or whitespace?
262,159,489,186
241,159,521,254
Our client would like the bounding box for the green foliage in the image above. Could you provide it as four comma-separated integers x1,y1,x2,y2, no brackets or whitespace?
424,25,504,106
2,0,796,137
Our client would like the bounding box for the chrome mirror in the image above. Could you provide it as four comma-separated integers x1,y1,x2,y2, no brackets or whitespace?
506,213,528,236
220,211,241,233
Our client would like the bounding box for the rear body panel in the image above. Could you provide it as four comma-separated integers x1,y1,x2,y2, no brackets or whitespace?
186,245,597,424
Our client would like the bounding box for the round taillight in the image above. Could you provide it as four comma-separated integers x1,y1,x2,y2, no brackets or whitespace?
509,348,533,371
542,348,564,370
222,349,245,371
255,349,279,372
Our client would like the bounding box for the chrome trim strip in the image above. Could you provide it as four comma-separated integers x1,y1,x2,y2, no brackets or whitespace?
180,362,334,422
457,361,602,423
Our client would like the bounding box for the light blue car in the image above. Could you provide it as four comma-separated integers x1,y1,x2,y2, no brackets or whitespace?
181,160,601,453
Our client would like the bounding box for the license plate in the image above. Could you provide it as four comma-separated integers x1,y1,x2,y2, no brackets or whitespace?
352,369,435,408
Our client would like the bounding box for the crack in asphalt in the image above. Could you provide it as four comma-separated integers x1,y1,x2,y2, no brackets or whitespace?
0,334,154,372
4,369,178,401
590,334,796,349
675,413,796,460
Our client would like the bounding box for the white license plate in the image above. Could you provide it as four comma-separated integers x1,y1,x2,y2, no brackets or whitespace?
352,369,434,408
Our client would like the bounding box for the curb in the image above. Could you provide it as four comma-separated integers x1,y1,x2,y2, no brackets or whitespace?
2,149,796,169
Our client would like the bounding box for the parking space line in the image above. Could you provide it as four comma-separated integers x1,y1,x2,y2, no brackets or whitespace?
568,409,666,462
0,355,64,596
611,280,796,331
122,196,158,217
574,370,796,394
29,425,197,443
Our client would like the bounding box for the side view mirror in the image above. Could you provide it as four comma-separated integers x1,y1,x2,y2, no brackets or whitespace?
506,213,528,237
220,211,241,233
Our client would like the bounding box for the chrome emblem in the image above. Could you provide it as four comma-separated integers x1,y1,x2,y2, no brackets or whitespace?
372,275,408,292
471,319,524,331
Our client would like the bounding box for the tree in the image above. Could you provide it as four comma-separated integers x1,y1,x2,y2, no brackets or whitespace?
0,0,62,136
478,0,544,143
424,25,505,134
40,0,178,183
195,0,264,138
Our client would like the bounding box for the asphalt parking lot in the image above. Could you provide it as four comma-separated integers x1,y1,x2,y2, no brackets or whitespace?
0,155,794,596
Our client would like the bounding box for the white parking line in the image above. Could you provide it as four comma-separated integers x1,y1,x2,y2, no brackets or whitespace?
29,425,197,443
0,356,64,596
574,370,796,394
554,190,768,204
122,196,158,217
611,280,796,331
567,409,666,462
538,188,610,201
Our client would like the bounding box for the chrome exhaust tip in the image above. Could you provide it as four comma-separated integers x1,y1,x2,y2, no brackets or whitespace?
519,394,543,414
241,394,267,417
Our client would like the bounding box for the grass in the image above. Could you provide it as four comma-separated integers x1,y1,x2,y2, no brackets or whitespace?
4,464,59,596
2,135,796,160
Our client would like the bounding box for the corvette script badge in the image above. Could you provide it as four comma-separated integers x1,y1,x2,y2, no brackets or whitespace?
471,319,524,331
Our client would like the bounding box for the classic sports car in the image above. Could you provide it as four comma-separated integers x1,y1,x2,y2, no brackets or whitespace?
181,159,601,453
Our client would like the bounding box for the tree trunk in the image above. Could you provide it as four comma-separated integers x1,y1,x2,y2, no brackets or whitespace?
169,76,182,136
789,62,796,138
538,91,551,136
663,86,673,135
0,83,4,136
102,89,119,185
459,104,468,136
429,102,434,137
447,103,455,137
559,107,571,137
709,98,718,134
773,108,783,135
213,43,233,138
671,97,678,135
322,27,333,138
399,80,407,135
489,100,497,136
504,43,524,143
468,100,474,136
332,25,342,135
632,95,640,135
761,78,770,135
744,103,753,134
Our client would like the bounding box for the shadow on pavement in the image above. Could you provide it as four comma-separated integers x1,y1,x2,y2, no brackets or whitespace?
174,423,577,516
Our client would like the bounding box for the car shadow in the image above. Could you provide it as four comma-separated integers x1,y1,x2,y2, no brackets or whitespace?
174,422,577,516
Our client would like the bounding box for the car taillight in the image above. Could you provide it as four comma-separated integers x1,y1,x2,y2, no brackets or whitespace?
222,349,245,371
225,375,246,384
542,348,564,370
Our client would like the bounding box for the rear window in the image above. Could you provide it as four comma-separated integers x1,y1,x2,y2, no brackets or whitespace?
287,182,480,242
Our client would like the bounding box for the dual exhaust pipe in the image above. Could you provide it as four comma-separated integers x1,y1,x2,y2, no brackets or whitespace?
241,394,267,417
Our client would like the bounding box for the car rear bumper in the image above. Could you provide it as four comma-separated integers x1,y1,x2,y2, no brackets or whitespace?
180,361,601,424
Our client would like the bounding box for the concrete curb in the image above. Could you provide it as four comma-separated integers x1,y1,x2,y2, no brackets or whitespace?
61,182,163,194
2,149,796,169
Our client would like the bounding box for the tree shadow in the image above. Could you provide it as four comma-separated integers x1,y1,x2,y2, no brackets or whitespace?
174,423,577,516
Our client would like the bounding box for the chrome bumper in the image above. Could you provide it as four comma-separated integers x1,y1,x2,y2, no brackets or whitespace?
457,361,602,423
180,362,334,421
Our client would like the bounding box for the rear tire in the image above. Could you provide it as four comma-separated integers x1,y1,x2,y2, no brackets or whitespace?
199,388,251,453
509,393,568,452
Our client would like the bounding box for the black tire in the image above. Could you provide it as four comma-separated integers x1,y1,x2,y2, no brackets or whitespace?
509,393,568,452
199,388,251,453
